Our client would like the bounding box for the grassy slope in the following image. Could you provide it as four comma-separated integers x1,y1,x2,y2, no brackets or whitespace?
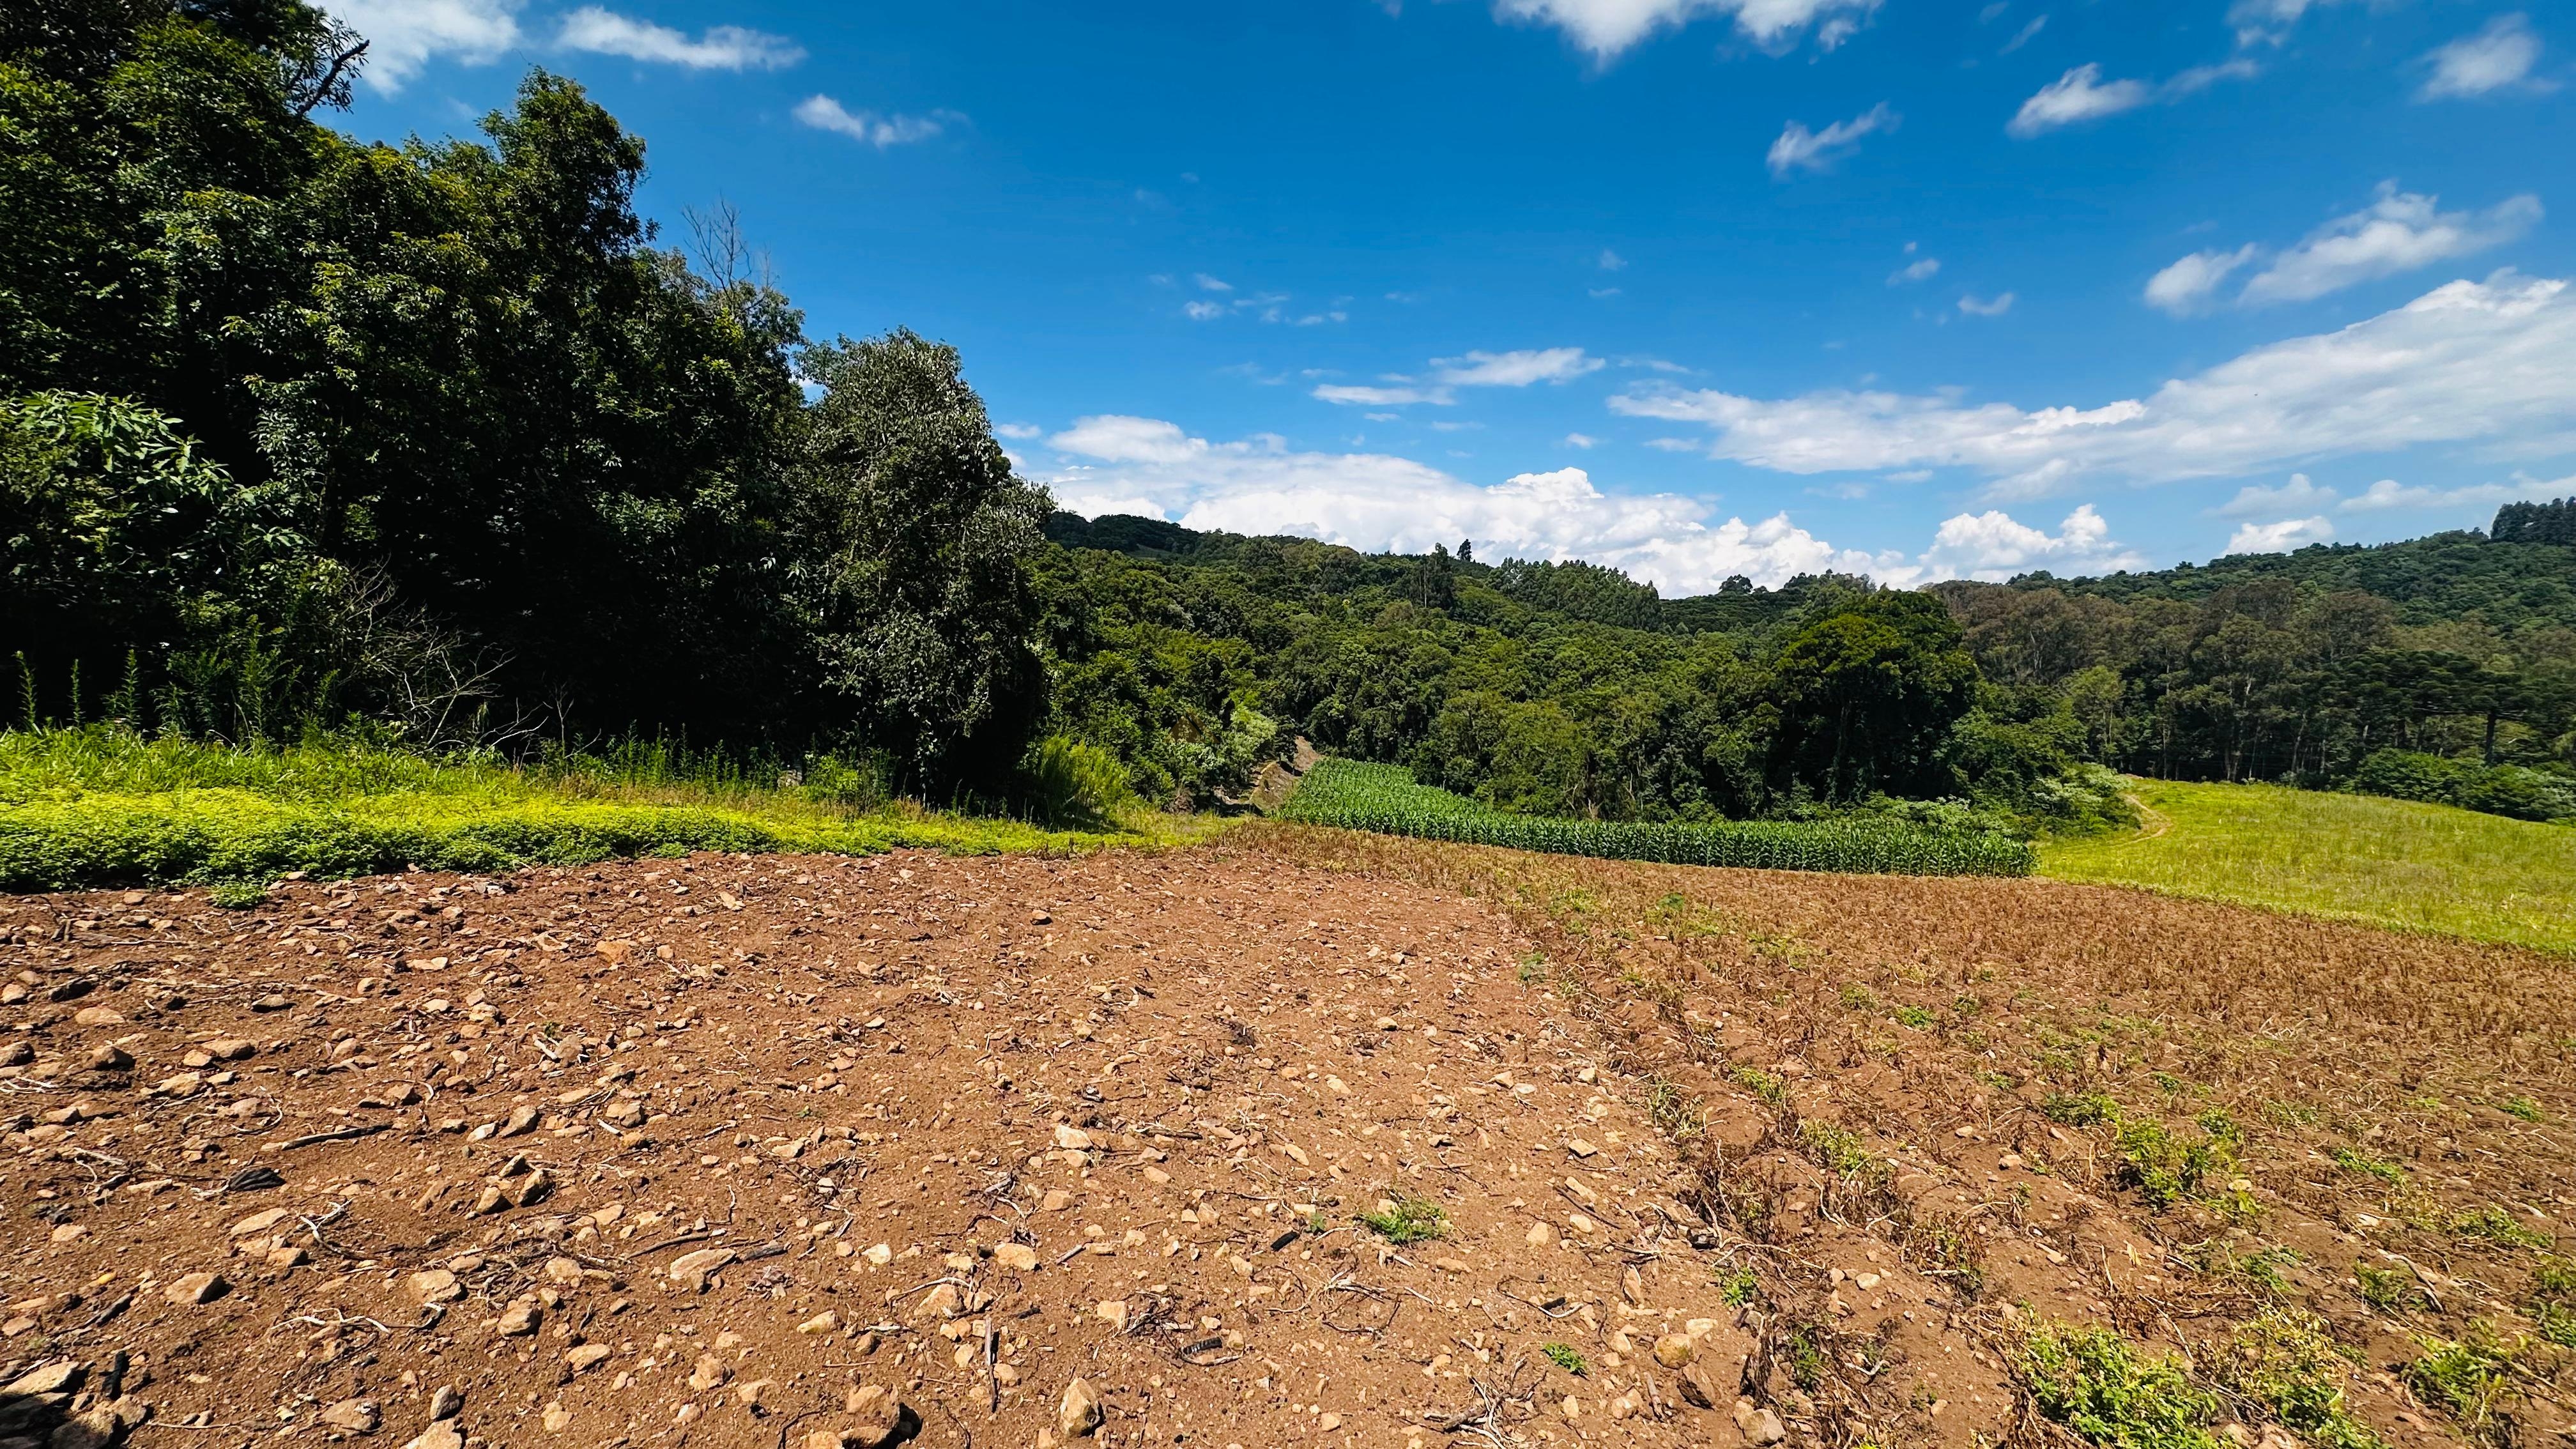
0,729,1191,889
2041,778,2576,955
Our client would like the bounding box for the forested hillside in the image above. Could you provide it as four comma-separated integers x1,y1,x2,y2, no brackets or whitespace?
4,0,2567,832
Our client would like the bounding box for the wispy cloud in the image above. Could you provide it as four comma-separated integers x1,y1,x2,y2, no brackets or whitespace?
1489,0,1882,63
793,96,960,148
1432,348,1606,387
2007,59,2256,136
1958,291,2016,316
556,8,803,69
1768,102,1898,176
1611,272,2576,499
2000,14,2046,53
1313,383,1456,407
2149,186,2542,312
2418,13,2552,100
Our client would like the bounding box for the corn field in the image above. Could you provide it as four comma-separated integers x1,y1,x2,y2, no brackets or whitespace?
1277,759,2035,877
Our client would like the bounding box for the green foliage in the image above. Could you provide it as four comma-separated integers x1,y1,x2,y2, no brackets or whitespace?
0,724,1149,890
1540,1342,1587,1376
2404,1334,2518,1444
1716,1268,1761,1306
2331,1146,2405,1184
2044,1091,2122,1127
2213,1310,2387,1449
2013,1321,2222,1449
206,880,267,908
1733,1066,1788,1107
2450,1205,2549,1250
2354,1263,2419,1312
1021,736,1134,829
1354,1190,1446,1245
2115,1114,2238,1210
1281,760,2035,877
1800,1119,1882,1181
1891,1004,1935,1029
2499,1096,2543,1123
2492,496,2576,548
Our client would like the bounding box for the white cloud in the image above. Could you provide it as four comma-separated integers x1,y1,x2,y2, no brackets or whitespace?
1611,272,2576,496
2008,59,2256,137
1313,384,1456,407
556,8,802,69
1183,301,1225,321
2418,13,2550,100
2218,473,2338,516
1889,257,1941,285
2007,65,2150,136
2225,516,2335,554
1768,103,1898,176
2145,245,2260,314
1565,433,1599,448
2227,0,2362,46
1958,291,2016,316
1598,249,1627,272
325,0,521,91
2239,187,2540,305
1432,348,1606,387
2000,15,2046,53
1490,0,1882,61
1040,413,2160,590
793,96,957,148
1919,505,2147,580
2343,470,2574,512
994,422,1042,440
1194,273,1234,292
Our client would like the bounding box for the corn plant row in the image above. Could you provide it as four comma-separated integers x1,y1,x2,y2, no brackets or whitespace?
1278,760,2034,878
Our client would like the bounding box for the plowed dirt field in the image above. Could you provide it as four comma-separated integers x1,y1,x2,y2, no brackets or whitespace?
0,828,2568,1449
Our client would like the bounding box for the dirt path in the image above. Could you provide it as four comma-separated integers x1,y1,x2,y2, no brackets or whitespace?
0,850,1855,1449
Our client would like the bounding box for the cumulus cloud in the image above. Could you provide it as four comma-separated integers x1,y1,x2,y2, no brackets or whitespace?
1610,272,2576,498
1768,103,1897,176
1918,505,2146,580
2225,516,2335,554
2217,473,2338,516
1183,301,1226,321
793,96,958,148
1889,256,1940,285
556,8,802,68
2008,59,2255,137
1432,348,1606,387
2145,245,2260,314
1491,0,1882,61
1037,417,2161,592
1958,292,2016,316
325,0,521,90
1598,249,1627,272
2239,187,2540,305
2418,13,2550,100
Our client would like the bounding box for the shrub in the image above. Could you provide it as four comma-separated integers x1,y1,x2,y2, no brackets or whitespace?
2014,1321,2222,1449
2214,1310,2387,1449
1354,1191,1446,1245
1022,735,1135,827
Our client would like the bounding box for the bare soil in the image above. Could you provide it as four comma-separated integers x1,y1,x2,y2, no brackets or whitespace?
0,830,2567,1449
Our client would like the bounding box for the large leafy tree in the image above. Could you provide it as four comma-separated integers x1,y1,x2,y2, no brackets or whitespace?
793,330,1052,788
1767,590,1979,801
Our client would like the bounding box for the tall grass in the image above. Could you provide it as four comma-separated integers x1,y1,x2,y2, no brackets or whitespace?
1278,759,2035,878
2041,778,2576,956
0,726,1174,891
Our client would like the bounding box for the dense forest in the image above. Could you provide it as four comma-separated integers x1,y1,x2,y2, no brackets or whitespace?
4,0,2570,831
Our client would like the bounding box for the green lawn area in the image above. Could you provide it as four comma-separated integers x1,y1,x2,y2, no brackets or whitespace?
0,728,1188,893
2040,778,2576,956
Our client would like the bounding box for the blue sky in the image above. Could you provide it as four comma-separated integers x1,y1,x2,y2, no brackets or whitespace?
329,0,2572,592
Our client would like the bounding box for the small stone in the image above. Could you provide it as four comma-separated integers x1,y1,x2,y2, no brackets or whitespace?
1566,1138,1597,1158
1052,1124,1092,1151
1041,1189,1072,1211
1732,1399,1787,1445
319,1399,381,1433
992,1243,1039,1273
410,1269,463,1304
251,993,293,1013
1059,1377,1104,1438
544,1257,583,1285
496,1298,540,1335
1525,1221,1556,1247
208,1038,257,1061
862,1242,893,1266
402,1424,464,1449
1319,1413,1342,1431
668,1246,733,1291
266,1245,309,1268
152,1071,204,1098
1678,1363,1721,1409
231,1208,290,1238
797,1310,839,1335
735,1377,779,1411
163,1271,228,1305
49,1223,87,1243
84,1043,132,1072
567,1344,613,1372
542,1402,574,1433
1096,1298,1128,1330
429,1385,464,1420
497,1105,539,1138
1560,1396,1581,1422
688,1354,731,1391
72,1007,124,1027
844,1384,905,1449
1653,1333,1695,1368
6,1360,84,1397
